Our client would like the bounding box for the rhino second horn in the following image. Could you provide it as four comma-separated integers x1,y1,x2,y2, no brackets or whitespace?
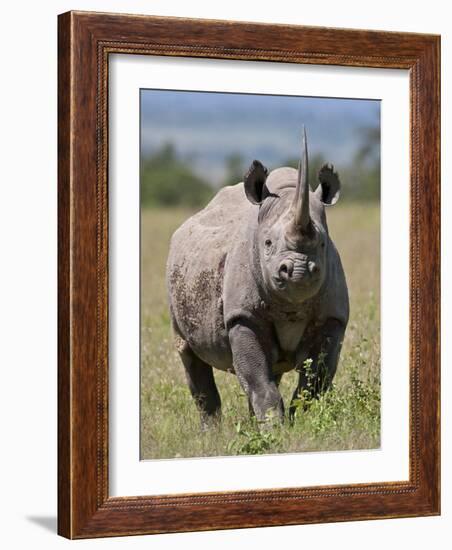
293,126,310,232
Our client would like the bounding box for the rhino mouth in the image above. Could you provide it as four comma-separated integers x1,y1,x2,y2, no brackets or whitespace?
272,270,308,288
272,276,288,289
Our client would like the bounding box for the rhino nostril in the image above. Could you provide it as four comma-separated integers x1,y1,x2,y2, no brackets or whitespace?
308,261,319,274
279,260,293,280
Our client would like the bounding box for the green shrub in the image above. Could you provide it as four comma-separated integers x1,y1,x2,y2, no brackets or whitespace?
141,144,213,207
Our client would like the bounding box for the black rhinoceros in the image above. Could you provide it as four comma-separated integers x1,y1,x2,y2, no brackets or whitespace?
166,128,349,426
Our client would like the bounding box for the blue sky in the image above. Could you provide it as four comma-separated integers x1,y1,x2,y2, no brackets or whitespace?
141,89,380,186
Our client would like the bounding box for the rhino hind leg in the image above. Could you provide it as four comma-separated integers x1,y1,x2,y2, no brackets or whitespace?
289,318,345,422
179,344,221,429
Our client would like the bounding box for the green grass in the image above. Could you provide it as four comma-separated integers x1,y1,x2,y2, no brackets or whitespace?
140,202,380,459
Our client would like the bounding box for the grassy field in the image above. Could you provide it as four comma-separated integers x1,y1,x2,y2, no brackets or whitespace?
140,202,380,459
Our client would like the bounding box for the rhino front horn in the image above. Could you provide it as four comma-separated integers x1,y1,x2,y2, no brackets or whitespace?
292,126,311,233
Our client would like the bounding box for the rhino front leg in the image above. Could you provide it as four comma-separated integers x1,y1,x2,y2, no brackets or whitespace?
247,374,282,418
289,318,345,421
229,322,284,423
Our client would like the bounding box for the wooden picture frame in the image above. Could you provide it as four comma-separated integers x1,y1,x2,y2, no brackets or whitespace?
58,11,440,539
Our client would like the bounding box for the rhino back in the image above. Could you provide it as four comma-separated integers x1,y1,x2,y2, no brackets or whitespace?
166,182,252,368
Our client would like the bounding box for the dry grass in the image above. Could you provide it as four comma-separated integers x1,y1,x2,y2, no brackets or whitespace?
140,202,380,459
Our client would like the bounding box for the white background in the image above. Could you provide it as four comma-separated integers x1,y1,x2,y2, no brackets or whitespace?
0,1,449,548
110,56,409,496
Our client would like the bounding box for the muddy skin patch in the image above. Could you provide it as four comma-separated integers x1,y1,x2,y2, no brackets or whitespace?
169,264,226,342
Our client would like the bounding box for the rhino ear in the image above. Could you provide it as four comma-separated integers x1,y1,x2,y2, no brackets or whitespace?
316,163,341,206
244,160,269,205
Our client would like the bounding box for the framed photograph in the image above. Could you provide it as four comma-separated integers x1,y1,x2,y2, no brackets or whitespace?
58,11,440,538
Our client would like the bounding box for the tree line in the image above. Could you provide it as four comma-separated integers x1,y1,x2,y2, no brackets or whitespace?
141,127,380,208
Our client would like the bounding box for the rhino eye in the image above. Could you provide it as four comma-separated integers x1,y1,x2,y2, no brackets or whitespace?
265,239,272,247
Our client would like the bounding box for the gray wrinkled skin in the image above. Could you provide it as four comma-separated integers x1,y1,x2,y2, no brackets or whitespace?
167,133,349,426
